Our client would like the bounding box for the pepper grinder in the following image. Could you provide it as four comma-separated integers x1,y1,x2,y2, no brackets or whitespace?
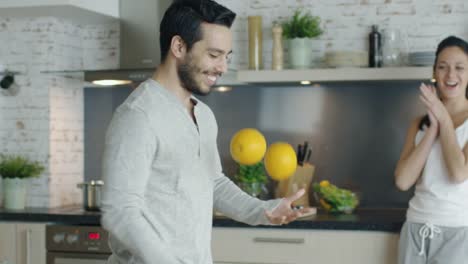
272,22,283,70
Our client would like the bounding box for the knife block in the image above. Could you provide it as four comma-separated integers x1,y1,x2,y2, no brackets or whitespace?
275,163,315,207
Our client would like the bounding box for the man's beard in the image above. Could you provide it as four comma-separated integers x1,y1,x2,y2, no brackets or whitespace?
177,56,210,96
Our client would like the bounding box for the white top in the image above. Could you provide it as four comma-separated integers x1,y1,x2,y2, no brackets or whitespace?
100,79,281,264
407,119,468,227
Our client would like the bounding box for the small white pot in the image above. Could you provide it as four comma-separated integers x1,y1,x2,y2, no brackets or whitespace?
2,178,27,210
287,38,321,69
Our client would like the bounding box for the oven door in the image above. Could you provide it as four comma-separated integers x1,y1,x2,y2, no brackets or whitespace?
47,252,110,264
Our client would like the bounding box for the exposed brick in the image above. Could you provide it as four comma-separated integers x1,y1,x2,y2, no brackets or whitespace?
377,4,416,15
0,17,117,208
218,0,468,69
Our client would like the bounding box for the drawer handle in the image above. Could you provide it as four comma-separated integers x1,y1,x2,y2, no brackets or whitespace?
253,237,305,244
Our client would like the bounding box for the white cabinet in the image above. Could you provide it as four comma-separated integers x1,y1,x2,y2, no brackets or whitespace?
0,222,46,264
212,227,311,264
212,227,398,264
307,230,398,264
0,223,16,264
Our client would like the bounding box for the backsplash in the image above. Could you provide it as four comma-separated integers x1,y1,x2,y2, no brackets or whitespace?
201,82,424,207
84,81,422,207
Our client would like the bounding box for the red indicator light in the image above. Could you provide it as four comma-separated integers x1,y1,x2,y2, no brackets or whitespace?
88,232,100,240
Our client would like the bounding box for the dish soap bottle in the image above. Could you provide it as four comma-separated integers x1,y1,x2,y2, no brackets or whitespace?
368,25,382,67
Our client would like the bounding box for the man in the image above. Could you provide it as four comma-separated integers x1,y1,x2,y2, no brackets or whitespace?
101,0,313,263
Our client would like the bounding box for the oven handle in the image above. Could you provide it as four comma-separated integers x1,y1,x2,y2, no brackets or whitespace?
26,228,32,264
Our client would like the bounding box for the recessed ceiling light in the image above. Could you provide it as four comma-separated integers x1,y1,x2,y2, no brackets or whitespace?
213,86,232,92
92,80,132,86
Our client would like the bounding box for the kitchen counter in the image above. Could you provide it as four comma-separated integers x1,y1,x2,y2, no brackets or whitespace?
0,206,101,225
214,208,405,232
0,206,406,232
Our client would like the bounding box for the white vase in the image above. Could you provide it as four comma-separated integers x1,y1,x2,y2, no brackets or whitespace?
287,38,319,69
2,178,27,210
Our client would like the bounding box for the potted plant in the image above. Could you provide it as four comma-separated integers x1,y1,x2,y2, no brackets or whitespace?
235,161,269,199
0,154,44,209
281,9,323,69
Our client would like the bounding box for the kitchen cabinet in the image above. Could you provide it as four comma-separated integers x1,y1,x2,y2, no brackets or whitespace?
0,222,46,264
212,227,309,264
0,223,16,264
212,227,398,264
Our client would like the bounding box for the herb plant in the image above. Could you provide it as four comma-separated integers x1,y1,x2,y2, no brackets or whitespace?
0,155,45,179
282,10,323,39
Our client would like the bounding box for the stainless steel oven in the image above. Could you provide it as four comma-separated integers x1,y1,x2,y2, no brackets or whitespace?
46,225,111,264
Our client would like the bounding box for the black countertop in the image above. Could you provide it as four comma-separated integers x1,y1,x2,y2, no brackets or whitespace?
0,206,406,233
0,206,101,225
214,208,406,232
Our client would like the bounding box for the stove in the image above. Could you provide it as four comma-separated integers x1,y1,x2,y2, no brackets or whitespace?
46,225,111,264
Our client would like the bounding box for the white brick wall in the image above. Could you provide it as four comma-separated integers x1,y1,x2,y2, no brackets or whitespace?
219,0,468,69
0,16,118,208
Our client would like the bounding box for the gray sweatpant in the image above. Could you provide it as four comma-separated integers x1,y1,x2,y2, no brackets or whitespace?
398,221,468,264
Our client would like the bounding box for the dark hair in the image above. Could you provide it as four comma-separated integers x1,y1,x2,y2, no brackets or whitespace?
159,0,236,62
419,35,468,130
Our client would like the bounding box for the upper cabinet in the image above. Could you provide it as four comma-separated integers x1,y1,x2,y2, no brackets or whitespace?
0,0,119,24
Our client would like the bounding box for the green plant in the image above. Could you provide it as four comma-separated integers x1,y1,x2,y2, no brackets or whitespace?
0,154,45,179
235,161,268,197
281,9,323,39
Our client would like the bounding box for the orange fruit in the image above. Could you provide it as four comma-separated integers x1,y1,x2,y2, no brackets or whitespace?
264,142,297,181
230,128,267,165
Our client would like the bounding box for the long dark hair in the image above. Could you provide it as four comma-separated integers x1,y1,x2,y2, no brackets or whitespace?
159,0,236,62
419,35,468,130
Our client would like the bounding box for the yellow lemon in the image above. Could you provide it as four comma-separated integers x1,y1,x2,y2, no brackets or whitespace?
264,142,297,181
319,180,330,187
230,128,267,165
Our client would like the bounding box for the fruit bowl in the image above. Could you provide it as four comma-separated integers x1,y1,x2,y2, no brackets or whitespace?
313,180,359,214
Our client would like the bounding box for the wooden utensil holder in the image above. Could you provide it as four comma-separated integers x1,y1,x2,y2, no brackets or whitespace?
275,163,315,207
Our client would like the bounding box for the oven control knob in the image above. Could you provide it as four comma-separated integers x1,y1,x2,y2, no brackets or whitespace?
53,233,65,243
66,234,79,244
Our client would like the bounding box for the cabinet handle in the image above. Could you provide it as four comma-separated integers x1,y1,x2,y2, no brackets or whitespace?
26,228,32,264
253,237,305,244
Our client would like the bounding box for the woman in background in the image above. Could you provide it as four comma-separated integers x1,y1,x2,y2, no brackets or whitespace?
394,35,468,264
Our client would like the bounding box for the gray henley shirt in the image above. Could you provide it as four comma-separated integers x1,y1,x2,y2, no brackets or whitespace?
101,79,281,264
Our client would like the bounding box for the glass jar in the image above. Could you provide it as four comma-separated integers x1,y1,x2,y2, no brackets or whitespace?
381,28,408,67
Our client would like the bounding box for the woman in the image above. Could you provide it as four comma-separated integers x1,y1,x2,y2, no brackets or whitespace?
395,35,468,264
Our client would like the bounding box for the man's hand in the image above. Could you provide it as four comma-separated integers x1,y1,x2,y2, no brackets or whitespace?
265,189,316,225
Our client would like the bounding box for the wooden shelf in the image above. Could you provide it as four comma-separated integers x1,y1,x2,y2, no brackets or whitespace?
237,67,433,84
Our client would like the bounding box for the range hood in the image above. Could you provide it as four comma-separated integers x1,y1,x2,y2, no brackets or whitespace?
84,0,172,86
